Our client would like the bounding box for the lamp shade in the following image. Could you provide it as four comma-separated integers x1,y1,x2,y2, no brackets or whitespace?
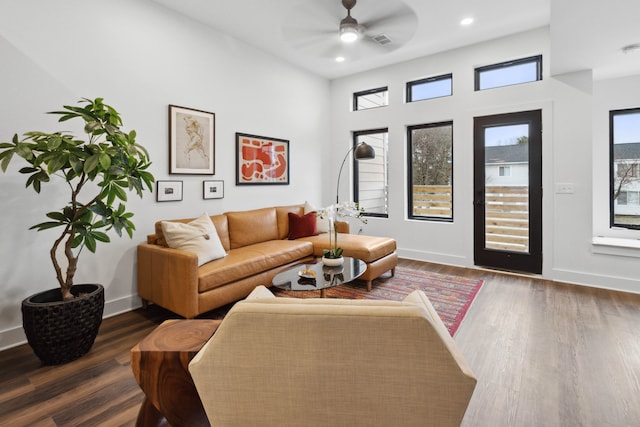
354,142,375,160
335,142,376,204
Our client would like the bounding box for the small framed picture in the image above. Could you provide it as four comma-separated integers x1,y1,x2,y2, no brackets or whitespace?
203,180,224,199
169,105,215,175
236,132,289,185
156,180,183,202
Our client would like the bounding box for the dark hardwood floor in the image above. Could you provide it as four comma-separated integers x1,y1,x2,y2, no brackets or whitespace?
1,259,639,426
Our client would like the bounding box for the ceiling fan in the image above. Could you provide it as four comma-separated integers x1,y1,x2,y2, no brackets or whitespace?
282,0,418,60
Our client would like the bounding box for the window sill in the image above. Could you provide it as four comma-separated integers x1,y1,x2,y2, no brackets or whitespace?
592,236,640,258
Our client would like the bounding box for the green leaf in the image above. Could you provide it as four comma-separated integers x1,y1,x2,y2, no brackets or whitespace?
99,153,111,170
29,221,64,231
91,231,110,243
89,202,110,217
46,211,68,222
84,121,101,134
84,154,100,173
46,135,62,150
0,150,14,172
69,154,83,175
112,184,127,202
71,234,83,248
47,153,69,175
85,234,97,253
14,143,33,159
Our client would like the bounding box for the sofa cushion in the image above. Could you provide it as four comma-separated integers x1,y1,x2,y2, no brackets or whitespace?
276,205,304,239
198,240,313,292
304,201,330,233
298,233,396,263
152,213,229,250
288,212,318,240
161,213,227,266
226,207,279,249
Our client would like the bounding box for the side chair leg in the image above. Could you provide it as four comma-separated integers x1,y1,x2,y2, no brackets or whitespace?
366,280,372,292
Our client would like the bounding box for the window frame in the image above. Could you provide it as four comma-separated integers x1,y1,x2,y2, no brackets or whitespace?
352,86,389,111
609,107,640,230
474,55,543,91
353,128,389,218
406,121,454,222
406,73,453,103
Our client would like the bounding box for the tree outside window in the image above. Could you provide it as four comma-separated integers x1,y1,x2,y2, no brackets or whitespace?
408,122,453,220
610,108,640,229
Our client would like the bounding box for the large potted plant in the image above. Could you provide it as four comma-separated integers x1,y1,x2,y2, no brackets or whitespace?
0,98,154,364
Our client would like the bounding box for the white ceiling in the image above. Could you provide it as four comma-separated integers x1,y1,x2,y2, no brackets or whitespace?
150,0,640,81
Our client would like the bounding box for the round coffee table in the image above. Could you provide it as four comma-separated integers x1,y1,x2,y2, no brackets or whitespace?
272,257,366,297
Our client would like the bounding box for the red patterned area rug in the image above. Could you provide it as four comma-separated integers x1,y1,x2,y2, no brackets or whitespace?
272,266,484,336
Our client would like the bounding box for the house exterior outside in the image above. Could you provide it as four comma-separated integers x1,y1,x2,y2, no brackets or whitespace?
485,142,529,186
613,142,640,218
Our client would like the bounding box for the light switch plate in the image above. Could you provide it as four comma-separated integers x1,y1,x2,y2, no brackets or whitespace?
555,183,574,194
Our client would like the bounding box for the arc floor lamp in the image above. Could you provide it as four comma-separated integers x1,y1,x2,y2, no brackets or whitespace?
336,141,376,204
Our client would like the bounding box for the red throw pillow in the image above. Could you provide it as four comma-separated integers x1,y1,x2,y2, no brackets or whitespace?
288,211,318,239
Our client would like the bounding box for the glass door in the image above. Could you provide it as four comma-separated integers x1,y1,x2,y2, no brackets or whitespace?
473,110,542,274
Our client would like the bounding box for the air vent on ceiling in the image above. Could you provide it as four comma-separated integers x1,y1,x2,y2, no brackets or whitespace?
372,34,392,45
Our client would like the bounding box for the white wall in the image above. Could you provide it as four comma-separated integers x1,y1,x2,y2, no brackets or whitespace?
0,0,330,349
330,27,640,293
593,75,640,236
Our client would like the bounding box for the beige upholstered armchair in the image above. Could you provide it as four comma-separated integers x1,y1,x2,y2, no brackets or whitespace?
189,286,477,427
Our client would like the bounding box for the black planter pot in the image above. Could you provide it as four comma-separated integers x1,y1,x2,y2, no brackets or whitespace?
21,284,105,365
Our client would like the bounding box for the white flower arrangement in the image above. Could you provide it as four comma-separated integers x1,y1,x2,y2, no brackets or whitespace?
318,202,367,259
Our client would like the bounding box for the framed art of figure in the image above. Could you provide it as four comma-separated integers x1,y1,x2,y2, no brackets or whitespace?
169,105,215,175
156,180,183,202
203,180,224,199
236,132,289,185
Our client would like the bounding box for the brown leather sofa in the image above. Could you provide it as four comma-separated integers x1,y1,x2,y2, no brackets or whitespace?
137,204,397,318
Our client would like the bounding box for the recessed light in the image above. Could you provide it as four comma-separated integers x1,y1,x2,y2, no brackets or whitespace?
460,17,474,26
335,56,345,63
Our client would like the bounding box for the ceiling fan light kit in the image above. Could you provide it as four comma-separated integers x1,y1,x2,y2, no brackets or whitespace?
340,24,359,42
340,0,360,43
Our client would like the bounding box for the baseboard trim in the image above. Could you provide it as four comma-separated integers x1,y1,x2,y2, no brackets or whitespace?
397,248,467,268
550,268,640,295
0,294,143,352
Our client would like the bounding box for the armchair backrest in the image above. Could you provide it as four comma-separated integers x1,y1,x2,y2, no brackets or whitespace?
189,286,476,427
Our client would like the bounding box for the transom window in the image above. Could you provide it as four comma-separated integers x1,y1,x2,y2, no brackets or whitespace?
353,87,388,111
354,129,388,217
610,108,640,229
407,74,452,102
407,122,453,221
475,55,542,91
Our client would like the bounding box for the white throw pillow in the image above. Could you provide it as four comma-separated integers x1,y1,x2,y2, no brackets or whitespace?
161,213,226,266
304,201,330,233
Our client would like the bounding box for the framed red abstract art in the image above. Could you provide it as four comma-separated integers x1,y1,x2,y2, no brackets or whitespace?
235,133,289,185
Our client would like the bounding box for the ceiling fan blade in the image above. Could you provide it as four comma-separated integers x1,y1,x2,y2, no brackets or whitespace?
360,5,418,49
282,0,343,40
362,8,417,33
